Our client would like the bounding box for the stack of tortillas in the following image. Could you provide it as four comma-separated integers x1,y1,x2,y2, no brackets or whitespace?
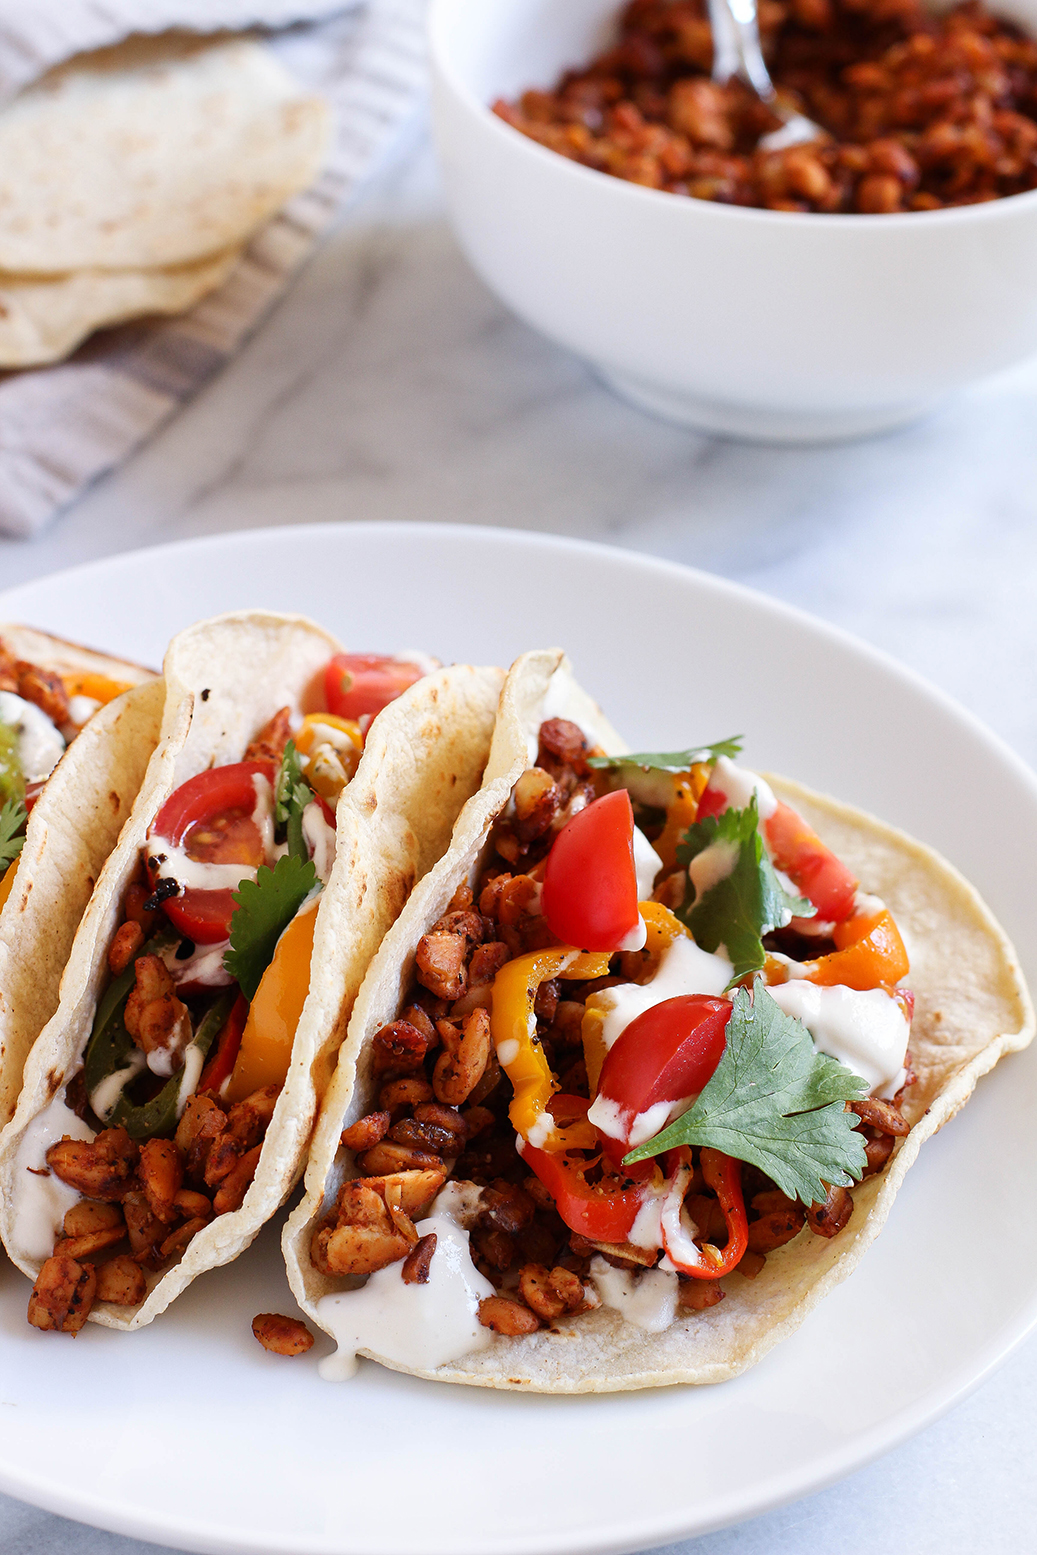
0,32,330,367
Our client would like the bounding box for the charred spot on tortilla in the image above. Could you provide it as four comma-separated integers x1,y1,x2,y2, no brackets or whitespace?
201,689,210,702
108,791,120,814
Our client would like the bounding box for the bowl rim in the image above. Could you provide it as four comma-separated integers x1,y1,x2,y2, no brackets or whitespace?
427,0,1037,232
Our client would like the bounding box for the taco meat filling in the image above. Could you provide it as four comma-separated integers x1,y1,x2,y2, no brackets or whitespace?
22,652,431,1334
312,719,916,1354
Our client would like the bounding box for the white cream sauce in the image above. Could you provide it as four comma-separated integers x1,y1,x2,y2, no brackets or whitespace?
587,1092,693,1148
585,934,732,1055
617,915,648,953
90,1052,146,1123
302,800,337,885
589,1257,678,1332
768,981,911,1095
175,1043,205,1119
0,692,65,783
67,694,102,727
687,838,739,901
628,1189,666,1250
146,773,277,894
164,939,234,990
317,1188,495,1382
708,755,777,821
10,1093,95,1261
633,827,663,899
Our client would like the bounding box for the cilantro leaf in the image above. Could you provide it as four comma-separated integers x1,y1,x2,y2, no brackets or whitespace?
625,981,869,1203
224,853,317,1001
676,797,814,983
275,740,314,862
0,796,27,875
588,737,743,774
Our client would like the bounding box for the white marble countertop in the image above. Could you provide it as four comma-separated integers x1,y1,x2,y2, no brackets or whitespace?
2,113,1037,1555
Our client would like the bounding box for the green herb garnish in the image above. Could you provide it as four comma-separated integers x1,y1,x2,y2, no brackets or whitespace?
0,795,27,875
624,981,868,1203
0,721,24,807
588,737,743,774
274,739,313,863
223,852,317,1001
676,797,814,984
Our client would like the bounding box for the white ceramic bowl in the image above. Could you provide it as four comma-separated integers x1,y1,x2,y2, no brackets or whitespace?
429,0,1037,442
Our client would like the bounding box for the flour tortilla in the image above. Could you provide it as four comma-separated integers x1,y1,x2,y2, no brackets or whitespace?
0,626,159,1132
284,648,1035,1391
0,612,503,1329
0,248,243,368
0,35,329,273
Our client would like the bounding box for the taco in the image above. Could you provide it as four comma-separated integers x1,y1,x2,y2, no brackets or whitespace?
0,612,502,1334
0,625,160,1131
284,647,1034,1390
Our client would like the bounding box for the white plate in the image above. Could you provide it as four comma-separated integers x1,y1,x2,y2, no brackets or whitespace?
1,521,1035,1555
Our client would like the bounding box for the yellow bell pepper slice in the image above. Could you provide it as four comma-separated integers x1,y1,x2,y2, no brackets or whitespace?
294,712,363,759
224,899,318,1103
491,947,610,1152
0,859,17,914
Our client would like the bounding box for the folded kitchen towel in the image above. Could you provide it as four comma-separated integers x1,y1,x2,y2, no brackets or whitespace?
0,0,427,539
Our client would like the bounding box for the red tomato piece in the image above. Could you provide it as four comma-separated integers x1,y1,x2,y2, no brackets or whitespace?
595,995,730,1167
520,1142,647,1243
763,800,857,922
148,761,274,944
324,654,424,722
694,784,727,822
541,789,640,952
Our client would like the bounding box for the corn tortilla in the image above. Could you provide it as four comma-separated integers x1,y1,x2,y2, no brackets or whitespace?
0,35,329,273
0,613,502,1328
284,649,1034,1391
0,248,243,368
0,626,158,1132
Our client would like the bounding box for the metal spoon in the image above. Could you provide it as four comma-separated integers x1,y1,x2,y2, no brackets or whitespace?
706,0,824,148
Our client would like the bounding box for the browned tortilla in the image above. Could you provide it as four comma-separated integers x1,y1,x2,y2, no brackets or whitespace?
0,626,159,1130
0,612,503,1328
284,649,1034,1391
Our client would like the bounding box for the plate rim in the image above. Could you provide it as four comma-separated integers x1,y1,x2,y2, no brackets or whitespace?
1,518,1036,1555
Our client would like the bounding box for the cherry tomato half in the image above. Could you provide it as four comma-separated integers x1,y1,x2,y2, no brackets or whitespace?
541,789,640,952
763,800,857,922
147,761,274,944
695,782,857,923
324,655,425,722
595,994,730,1166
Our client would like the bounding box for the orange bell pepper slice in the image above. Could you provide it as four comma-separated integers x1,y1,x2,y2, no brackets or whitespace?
799,908,909,991
652,763,711,873
224,899,318,1102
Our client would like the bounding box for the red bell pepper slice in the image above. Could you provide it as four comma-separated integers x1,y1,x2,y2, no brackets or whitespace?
519,1140,648,1243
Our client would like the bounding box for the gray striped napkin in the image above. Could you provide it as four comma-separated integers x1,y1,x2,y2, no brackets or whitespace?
0,0,427,539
